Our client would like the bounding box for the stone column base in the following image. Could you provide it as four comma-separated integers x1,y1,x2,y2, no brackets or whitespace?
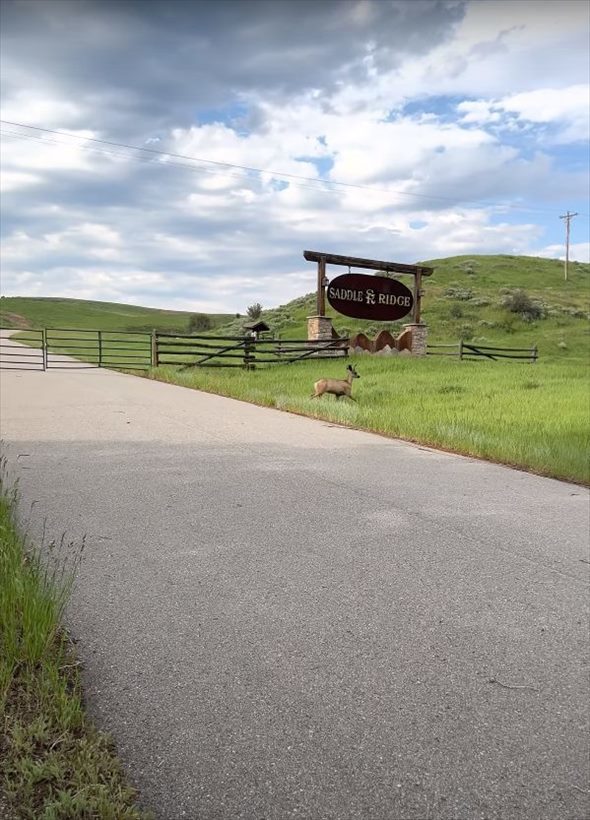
402,323,428,356
307,315,334,341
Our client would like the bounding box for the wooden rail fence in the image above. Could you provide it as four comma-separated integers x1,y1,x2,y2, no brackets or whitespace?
0,328,349,371
155,332,349,369
428,341,538,362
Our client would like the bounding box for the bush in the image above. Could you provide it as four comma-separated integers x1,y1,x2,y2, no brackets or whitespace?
459,260,478,275
501,289,546,321
449,304,463,319
188,313,212,333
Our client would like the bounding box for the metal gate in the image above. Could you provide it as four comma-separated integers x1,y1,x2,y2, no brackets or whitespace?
0,329,45,370
0,328,152,371
44,328,151,370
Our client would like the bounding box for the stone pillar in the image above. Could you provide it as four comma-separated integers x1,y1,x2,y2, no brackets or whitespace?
307,315,334,341
402,323,428,356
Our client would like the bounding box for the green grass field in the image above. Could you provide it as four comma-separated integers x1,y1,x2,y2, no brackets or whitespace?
0,295,232,334
149,355,589,485
0,468,150,819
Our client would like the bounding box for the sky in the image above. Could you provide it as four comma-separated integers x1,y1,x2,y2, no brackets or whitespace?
1,0,589,313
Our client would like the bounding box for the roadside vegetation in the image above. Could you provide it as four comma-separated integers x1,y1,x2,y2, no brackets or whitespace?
0,466,151,819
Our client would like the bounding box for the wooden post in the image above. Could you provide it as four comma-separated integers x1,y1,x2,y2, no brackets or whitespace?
531,344,538,364
459,339,464,360
413,267,422,324
243,335,255,369
151,330,158,368
98,330,103,367
317,256,326,316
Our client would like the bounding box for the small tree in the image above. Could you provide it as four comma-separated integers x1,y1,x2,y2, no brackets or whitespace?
246,303,263,320
188,313,212,333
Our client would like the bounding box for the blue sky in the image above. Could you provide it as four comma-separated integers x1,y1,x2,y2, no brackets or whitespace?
1,0,588,312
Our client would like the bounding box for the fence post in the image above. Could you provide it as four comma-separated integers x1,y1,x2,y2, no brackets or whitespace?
42,328,47,370
531,344,538,364
98,330,102,367
459,339,463,360
151,330,159,368
243,335,255,369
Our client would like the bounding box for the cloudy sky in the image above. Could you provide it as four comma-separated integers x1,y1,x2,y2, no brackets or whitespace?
1,0,588,313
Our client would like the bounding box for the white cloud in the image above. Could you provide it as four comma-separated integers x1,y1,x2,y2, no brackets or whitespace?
0,0,588,311
535,242,590,264
458,85,590,142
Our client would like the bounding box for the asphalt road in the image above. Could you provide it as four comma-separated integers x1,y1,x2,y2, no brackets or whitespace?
1,364,589,820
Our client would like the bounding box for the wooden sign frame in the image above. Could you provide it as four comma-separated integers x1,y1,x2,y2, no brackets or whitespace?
303,250,434,324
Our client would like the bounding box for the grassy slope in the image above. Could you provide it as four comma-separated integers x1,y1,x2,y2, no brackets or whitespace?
217,255,590,363
0,296,232,333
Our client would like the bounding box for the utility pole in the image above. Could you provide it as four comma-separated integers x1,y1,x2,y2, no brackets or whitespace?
559,211,578,281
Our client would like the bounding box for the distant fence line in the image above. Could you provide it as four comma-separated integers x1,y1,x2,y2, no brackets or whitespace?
0,327,539,371
427,340,538,362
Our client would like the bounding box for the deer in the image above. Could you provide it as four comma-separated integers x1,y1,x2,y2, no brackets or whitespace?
311,364,360,401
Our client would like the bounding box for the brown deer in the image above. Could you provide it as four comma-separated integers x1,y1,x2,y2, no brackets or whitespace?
311,364,360,400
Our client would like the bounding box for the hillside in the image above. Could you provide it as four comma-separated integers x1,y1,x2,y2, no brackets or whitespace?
2,256,588,361
219,255,590,361
0,296,232,333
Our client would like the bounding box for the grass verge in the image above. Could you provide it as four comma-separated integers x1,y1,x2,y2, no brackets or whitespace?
148,355,590,486
0,465,151,819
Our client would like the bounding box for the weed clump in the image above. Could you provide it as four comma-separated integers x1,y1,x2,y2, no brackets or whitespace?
445,284,474,301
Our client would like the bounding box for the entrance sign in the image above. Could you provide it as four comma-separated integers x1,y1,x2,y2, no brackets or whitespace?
327,273,414,321
303,250,433,325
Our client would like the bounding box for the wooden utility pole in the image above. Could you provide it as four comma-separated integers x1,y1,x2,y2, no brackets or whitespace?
559,211,578,281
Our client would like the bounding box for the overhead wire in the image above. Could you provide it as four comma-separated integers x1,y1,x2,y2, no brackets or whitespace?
1,119,588,217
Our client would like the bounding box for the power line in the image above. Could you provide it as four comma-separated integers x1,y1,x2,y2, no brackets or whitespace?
0,128,345,196
1,118,583,216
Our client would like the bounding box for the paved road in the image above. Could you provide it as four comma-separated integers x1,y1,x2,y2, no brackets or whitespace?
1,364,589,820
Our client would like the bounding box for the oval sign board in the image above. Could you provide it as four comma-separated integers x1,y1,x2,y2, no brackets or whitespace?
327,273,414,321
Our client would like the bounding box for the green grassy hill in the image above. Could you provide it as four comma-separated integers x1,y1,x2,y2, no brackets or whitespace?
0,296,232,334
219,255,590,362
2,255,588,361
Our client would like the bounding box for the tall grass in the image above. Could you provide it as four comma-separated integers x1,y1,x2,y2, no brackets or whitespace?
149,356,590,485
0,460,151,819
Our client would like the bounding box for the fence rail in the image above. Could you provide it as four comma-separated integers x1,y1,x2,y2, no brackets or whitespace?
1,327,350,371
155,332,348,369
427,341,538,362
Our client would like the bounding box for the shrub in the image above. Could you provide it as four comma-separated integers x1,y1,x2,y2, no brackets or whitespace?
459,259,478,275
445,284,473,300
449,304,463,319
187,313,212,333
501,289,546,321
